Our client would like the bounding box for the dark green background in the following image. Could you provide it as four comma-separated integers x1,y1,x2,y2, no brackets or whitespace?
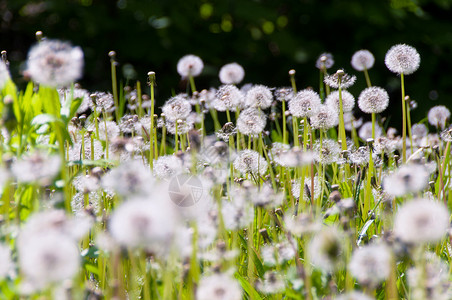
1,0,452,128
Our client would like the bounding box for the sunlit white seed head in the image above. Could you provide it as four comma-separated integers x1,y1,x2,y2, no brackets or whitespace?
428,105,450,129
233,149,268,175
222,196,255,230
325,90,355,113
177,54,204,77
92,120,119,141
385,44,420,75
216,122,237,142
0,61,11,89
162,95,192,122
310,105,339,130
324,70,356,89
411,123,428,139
256,271,286,294
292,176,320,201
118,114,138,134
261,241,296,267
102,160,154,197
373,137,397,154
383,164,429,196
196,273,242,300
288,89,321,118
219,62,245,84
19,234,80,292
284,213,322,237
165,118,194,135
315,52,334,69
236,107,267,136
394,198,449,244
358,87,390,114
274,87,294,102
109,198,179,250
153,154,183,179
69,137,104,161
335,291,375,300
90,91,114,112
343,111,363,131
58,86,91,114
349,146,371,165
440,126,452,142
11,151,61,185
26,39,83,87
349,244,391,288
213,84,244,112
272,145,314,167
314,138,341,164
351,49,375,71
358,121,382,141
71,191,100,217
0,244,14,279
309,227,344,272
244,85,273,109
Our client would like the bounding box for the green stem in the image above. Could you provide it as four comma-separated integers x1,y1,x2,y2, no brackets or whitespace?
401,72,407,163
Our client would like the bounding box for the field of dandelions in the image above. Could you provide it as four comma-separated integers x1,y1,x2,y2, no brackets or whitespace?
0,32,450,300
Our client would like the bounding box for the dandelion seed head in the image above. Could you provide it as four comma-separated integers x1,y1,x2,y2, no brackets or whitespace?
315,52,334,69
349,244,391,288
196,273,242,300
256,272,285,294
351,49,375,71
11,151,61,185
288,89,321,118
177,54,203,77
411,123,428,139
310,104,338,130
118,114,138,134
440,126,452,142
373,137,397,154
0,244,14,279
383,164,429,196
213,85,243,111
216,122,237,142
244,85,273,109
165,118,194,135
394,198,449,244
349,146,371,165
90,120,119,141
236,108,267,136
325,90,355,113
343,112,363,131
314,138,341,164
71,191,100,217
358,87,390,114
90,91,114,112
309,227,344,272
153,155,184,179
428,105,450,129
292,176,320,201
69,137,104,161
162,95,192,122
0,61,10,89
336,291,375,300
233,149,268,175
324,70,356,89
385,44,420,75
58,86,91,114
26,39,83,87
222,196,255,230
358,121,382,141
274,87,294,102
219,62,245,84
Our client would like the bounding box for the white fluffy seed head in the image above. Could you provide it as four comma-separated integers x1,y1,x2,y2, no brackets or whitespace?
358,121,382,141
349,244,391,288
310,104,339,130
196,273,242,300
162,95,192,122
385,44,420,75
236,107,267,136
233,149,268,175
394,198,449,244
314,138,341,164
324,71,356,89
213,85,244,111
177,54,204,77
358,86,390,114
411,123,428,139
0,61,11,89
351,49,375,71
428,105,450,129
383,164,429,197
315,52,334,69
288,89,321,118
325,90,355,113
244,85,273,109
219,62,245,84
26,39,84,87
309,227,344,272
153,154,183,179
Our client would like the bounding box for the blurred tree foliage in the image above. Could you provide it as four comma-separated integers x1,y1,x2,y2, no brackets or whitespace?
1,0,452,127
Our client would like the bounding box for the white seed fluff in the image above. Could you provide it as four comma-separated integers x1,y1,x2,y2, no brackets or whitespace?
233,149,268,175
219,62,245,84
358,87,390,114
177,54,204,77
325,90,355,113
383,164,429,197
394,198,449,244
385,44,420,75
349,244,391,287
288,89,321,118
428,105,450,129
162,95,192,122
236,107,267,136
26,39,84,87
244,85,273,109
351,49,375,71
196,273,242,300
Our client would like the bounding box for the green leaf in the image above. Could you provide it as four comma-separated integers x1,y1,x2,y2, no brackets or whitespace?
31,114,64,126
235,273,263,300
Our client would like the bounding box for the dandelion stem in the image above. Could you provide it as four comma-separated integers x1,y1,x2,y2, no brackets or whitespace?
401,72,407,163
